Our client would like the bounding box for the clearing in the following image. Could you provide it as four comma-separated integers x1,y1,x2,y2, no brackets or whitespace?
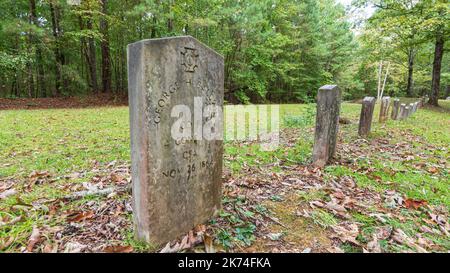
0,101,449,253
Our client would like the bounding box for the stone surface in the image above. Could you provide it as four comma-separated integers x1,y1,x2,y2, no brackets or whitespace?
391,99,400,120
127,36,224,245
399,104,407,120
312,85,341,168
358,97,376,137
404,106,410,119
415,102,419,112
379,96,391,123
408,103,414,117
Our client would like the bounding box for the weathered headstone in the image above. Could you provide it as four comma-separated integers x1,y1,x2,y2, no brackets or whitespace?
391,99,400,120
128,36,224,245
379,96,391,123
312,85,341,168
415,102,419,112
408,103,414,117
399,104,407,120
404,106,410,119
358,97,376,137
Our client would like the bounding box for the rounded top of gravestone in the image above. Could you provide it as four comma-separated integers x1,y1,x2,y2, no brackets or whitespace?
319,85,339,91
127,36,223,59
363,97,376,102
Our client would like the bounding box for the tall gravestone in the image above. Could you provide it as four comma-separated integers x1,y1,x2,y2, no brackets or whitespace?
391,99,400,120
358,97,376,137
379,96,391,123
312,85,341,168
128,36,224,245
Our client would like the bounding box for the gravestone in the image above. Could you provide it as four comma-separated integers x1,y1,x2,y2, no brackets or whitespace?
399,104,407,120
391,99,400,120
404,106,410,119
358,97,376,137
128,36,224,245
409,103,414,117
414,102,419,113
312,85,341,168
379,96,391,123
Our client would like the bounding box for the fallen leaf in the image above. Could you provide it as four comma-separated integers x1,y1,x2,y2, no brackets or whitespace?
0,188,17,200
204,234,215,253
160,242,181,253
103,245,133,253
309,200,325,209
302,248,312,253
67,211,94,222
26,227,41,252
325,201,347,213
404,199,428,210
64,242,87,253
43,242,58,253
0,237,14,251
267,233,283,241
331,222,360,246
29,170,50,179
367,234,381,253
391,228,428,253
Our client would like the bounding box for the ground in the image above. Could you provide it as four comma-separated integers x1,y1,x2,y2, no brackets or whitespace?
0,101,449,253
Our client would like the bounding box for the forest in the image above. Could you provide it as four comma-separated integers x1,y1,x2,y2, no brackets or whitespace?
0,0,448,105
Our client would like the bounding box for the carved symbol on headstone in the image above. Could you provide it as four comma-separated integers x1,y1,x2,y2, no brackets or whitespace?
181,47,199,73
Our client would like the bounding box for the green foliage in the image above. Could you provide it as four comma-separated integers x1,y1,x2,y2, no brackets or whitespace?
282,104,316,128
0,0,360,101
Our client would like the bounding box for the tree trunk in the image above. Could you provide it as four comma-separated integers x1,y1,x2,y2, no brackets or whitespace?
49,0,64,96
100,0,112,93
406,49,414,97
30,0,46,97
86,17,98,93
446,85,450,98
376,61,383,101
429,30,445,106
27,8,35,98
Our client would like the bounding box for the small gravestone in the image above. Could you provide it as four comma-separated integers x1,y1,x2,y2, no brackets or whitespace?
358,97,376,137
391,99,400,120
312,85,341,168
409,103,414,117
128,36,224,245
404,106,410,119
379,97,391,123
399,104,407,120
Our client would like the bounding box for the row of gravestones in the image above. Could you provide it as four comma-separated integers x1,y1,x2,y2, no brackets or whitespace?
127,36,344,246
358,96,424,137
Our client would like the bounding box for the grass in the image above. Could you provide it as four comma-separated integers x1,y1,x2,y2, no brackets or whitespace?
0,100,449,252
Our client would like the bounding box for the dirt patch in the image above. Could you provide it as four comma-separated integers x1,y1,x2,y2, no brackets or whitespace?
248,195,332,253
0,94,128,110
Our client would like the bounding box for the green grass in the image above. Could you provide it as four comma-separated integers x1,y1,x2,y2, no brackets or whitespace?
0,100,449,252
